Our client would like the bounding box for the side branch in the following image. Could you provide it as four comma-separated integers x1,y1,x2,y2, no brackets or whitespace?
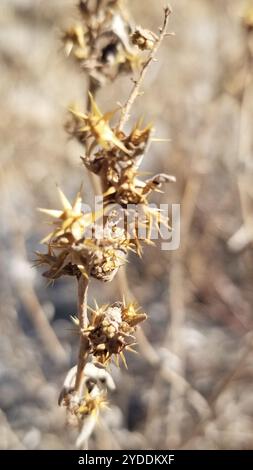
118,5,172,131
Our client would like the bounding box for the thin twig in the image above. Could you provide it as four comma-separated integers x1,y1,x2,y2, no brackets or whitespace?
74,276,90,391
118,5,172,131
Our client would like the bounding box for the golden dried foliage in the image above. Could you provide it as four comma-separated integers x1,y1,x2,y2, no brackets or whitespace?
37,1,173,445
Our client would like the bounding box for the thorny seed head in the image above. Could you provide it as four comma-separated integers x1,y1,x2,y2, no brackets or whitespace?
36,236,131,282
36,193,133,281
62,383,107,421
38,187,99,244
68,94,130,154
73,301,147,365
81,120,152,184
62,0,141,85
58,362,115,408
63,24,88,60
69,105,175,253
77,390,107,418
79,117,175,207
131,26,158,51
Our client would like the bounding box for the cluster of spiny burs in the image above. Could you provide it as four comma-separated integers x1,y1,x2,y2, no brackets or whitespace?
36,0,174,446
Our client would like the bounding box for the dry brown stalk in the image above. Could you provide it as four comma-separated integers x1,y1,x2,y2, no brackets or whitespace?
118,5,172,131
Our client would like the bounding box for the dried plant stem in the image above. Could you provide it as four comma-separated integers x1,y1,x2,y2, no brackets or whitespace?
37,2,175,445
118,5,172,131
74,276,90,392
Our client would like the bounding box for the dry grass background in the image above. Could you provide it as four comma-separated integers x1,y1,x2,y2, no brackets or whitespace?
1,0,253,449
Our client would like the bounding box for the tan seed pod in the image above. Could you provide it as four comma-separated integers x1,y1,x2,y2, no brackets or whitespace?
131,27,158,51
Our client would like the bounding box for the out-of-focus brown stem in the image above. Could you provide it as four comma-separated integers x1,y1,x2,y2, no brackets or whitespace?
18,284,67,365
86,76,102,196
179,331,253,449
74,276,90,392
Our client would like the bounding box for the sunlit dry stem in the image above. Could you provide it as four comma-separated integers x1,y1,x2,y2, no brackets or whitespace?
118,5,172,131
74,276,90,392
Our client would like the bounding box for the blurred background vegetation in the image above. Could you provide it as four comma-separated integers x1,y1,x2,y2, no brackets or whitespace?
1,0,253,449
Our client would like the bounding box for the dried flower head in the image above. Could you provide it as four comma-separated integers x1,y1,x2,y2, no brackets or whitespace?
63,24,88,60
38,187,98,244
77,389,107,418
68,94,130,154
81,121,152,190
36,237,130,282
36,196,133,281
77,112,175,206
131,26,158,51
75,300,147,365
58,362,115,407
75,111,175,255
62,0,140,85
